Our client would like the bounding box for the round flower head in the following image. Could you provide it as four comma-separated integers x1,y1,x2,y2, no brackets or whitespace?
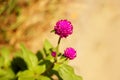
64,47,76,60
51,51,56,57
54,19,73,38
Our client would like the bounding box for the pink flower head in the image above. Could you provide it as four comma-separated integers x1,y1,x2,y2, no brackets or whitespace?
54,19,73,38
51,51,56,57
64,47,76,60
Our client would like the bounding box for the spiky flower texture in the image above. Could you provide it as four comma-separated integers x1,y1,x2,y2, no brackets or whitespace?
54,20,73,38
64,47,76,60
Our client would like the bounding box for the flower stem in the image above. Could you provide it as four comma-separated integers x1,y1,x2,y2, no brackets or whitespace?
57,37,61,46
55,37,61,62
56,37,61,52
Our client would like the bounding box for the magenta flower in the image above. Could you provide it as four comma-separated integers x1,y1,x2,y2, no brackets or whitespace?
51,51,56,57
64,47,76,60
54,19,73,38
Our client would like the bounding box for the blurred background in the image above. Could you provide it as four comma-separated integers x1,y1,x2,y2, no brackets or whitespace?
1,0,120,80
0,0,69,51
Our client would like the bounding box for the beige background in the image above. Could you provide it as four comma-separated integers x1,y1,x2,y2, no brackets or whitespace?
48,0,120,80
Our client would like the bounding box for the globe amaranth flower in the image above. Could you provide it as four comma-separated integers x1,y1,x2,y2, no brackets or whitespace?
54,19,73,38
64,47,76,60
51,51,56,57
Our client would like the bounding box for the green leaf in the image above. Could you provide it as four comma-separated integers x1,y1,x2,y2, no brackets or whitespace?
17,70,34,80
43,39,53,55
20,44,38,70
50,30,55,33
14,50,23,58
17,70,51,80
18,77,35,80
37,75,51,80
33,65,46,74
43,40,55,62
0,47,11,68
0,68,15,80
37,40,54,62
57,64,82,80
0,57,4,67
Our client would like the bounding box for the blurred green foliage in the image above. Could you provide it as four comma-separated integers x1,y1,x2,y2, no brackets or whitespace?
0,40,82,80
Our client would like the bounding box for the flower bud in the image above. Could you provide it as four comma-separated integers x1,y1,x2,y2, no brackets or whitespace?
51,51,56,57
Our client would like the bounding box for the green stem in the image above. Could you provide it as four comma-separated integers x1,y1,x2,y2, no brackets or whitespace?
41,37,62,75
56,37,61,53
55,37,61,62
57,37,61,46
